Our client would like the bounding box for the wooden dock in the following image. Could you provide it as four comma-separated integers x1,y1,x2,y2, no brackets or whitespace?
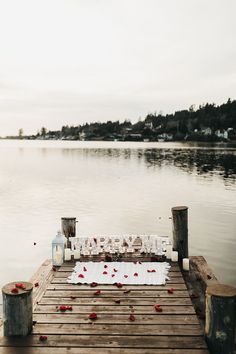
0,256,209,354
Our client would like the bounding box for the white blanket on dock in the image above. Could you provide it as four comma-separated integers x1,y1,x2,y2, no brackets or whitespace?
67,261,170,285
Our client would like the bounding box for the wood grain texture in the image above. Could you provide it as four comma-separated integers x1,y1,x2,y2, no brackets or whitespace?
30,259,55,310
39,297,192,305
0,258,209,353
172,206,188,260
44,289,190,298
0,334,207,348
32,323,203,335
2,282,33,336
0,348,210,354
33,313,200,324
34,305,196,314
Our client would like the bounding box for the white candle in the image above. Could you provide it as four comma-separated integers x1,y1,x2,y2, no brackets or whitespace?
165,245,172,259
171,251,178,262
64,248,72,261
73,250,80,260
183,258,189,271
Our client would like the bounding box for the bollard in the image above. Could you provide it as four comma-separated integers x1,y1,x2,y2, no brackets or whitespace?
61,217,77,248
171,206,188,261
2,281,33,336
205,284,236,354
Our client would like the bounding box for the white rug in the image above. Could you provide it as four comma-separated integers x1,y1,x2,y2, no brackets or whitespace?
67,261,170,285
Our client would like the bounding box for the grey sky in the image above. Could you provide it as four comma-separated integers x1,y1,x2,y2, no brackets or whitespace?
0,0,235,136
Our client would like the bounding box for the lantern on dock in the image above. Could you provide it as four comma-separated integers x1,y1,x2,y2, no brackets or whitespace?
52,231,65,266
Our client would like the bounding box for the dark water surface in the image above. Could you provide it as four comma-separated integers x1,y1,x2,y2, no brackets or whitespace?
0,140,235,305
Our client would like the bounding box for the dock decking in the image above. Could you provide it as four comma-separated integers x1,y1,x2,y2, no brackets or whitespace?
0,256,209,354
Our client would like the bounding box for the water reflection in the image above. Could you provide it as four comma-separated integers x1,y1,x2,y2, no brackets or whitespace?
61,147,236,184
143,149,236,182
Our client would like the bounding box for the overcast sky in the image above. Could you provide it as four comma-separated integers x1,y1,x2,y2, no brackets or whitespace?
0,0,235,136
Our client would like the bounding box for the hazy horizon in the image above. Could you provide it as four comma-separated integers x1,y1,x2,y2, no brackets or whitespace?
0,0,236,136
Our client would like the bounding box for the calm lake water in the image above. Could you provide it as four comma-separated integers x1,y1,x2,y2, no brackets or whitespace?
0,139,235,307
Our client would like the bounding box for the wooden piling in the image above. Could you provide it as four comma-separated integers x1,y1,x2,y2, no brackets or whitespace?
205,284,236,354
2,281,33,336
172,206,188,261
61,217,77,248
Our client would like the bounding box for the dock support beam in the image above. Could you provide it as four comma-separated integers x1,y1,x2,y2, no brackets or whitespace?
61,217,77,248
2,282,33,336
171,206,188,261
205,284,236,354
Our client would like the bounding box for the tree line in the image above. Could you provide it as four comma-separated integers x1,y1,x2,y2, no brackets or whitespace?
15,98,236,141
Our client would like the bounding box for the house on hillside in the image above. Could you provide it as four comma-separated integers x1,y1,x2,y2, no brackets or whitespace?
145,121,153,130
157,133,173,141
79,131,87,141
201,127,212,135
215,129,228,140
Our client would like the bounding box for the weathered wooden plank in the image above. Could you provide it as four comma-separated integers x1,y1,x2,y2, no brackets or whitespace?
33,313,200,324
46,285,189,296
30,260,55,310
34,304,195,314
39,297,192,306
32,323,203,336
44,290,190,299
51,280,187,289
0,334,207,348
0,348,210,354
183,256,219,326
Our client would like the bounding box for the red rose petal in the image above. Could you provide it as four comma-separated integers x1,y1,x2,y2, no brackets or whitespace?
138,261,142,264
147,270,151,273
168,288,174,294
59,305,67,311
52,266,57,272
103,271,108,275
133,261,137,264
83,266,87,272
154,305,163,312
90,282,97,287
114,299,121,304
116,283,123,288
133,272,138,276
70,296,76,299
15,283,26,290
11,288,19,294
66,306,73,311
124,275,128,278
152,269,156,273
78,274,84,278
104,265,108,268
113,269,118,272
129,314,135,321
94,290,101,295
89,312,97,320
34,282,39,287
111,274,115,277
39,335,47,341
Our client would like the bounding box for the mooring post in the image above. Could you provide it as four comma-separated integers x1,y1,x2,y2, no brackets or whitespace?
171,206,188,261
61,217,77,248
205,284,236,354
2,281,33,336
